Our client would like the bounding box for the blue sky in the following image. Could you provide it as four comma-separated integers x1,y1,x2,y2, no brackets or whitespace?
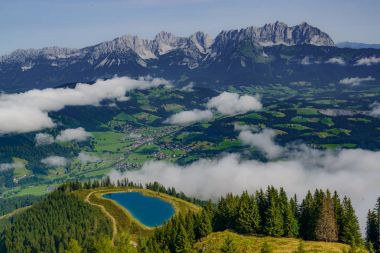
0,0,379,55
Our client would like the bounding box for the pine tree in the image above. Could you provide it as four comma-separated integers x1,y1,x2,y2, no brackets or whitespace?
341,197,362,246
236,191,260,234
214,194,239,230
221,236,236,253
315,195,339,242
332,191,344,240
366,198,380,253
65,239,82,253
194,209,212,239
367,242,375,253
115,233,137,253
281,191,298,238
174,225,192,253
299,191,315,240
264,187,284,236
92,236,115,253
366,210,379,251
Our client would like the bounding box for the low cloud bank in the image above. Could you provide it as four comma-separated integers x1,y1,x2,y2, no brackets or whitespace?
180,83,195,92
110,147,380,230
0,162,24,172
355,56,380,66
325,57,346,66
339,76,375,86
165,92,262,124
35,128,92,145
207,92,262,115
40,156,68,167
35,133,55,146
0,76,170,134
370,102,380,117
238,129,283,159
78,152,102,163
164,109,213,125
56,128,91,142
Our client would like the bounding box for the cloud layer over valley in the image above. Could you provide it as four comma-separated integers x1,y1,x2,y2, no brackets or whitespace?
165,92,262,124
110,134,380,230
0,76,170,134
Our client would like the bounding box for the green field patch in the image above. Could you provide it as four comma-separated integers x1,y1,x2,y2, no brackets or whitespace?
291,116,319,124
12,157,31,178
274,124,310,131
237,113,265,120
176,131,203,140
296,108,319,115
162,103,184,112
200,122,211,128
214,139,242,150
315,128,351,138
135,144,160,154
311,99,346,105
321,117,334,127
266,110,286,118
348,117,372,123
126,153,152,165
92,131,131,153
133,112,161,124
194,231,359,253
114,112,136,122
320,143,357,149
15,184,55,197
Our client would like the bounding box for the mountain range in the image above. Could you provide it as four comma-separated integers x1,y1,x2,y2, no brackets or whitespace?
0,21,379,92
336,42,380,49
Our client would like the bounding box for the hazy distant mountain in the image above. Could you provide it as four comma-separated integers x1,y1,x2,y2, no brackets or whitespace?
1,21,379,92
336,42,380,49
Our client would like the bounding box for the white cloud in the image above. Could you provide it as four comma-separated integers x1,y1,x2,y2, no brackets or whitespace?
207,92,262,115
41,156,68,167
301,56,311,65
339,76,375,86
56,127,91,142
355,56,380,66
0,76,170,134
78,152,102,163
111,148,380,231
0,162,24,172
370,102,380,117
325,57,346,66
35,133,55,146
238,129,283,159
180,83,195,92
164,109,213,125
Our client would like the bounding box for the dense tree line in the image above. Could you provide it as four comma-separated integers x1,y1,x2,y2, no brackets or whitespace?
0,195,41,216
0,191,112,253
366,198,380,252
138,187,363,252
1,177,372,252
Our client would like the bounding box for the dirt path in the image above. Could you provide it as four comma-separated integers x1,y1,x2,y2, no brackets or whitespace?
0,206,31,221
85,191,118,243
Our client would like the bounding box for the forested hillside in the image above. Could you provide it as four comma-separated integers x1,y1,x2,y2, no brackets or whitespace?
1,179,376,252
0,191,112,253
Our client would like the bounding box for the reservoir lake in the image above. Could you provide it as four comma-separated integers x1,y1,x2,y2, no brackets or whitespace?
103,191,175,227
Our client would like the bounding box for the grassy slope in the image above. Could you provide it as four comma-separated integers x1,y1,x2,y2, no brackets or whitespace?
194,231,368,253
74,187,200,241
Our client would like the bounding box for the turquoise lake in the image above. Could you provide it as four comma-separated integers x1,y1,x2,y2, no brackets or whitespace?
103,192,175,227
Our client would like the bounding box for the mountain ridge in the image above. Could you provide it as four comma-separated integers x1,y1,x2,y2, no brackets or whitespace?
0,22,333,63
1,22,379,92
